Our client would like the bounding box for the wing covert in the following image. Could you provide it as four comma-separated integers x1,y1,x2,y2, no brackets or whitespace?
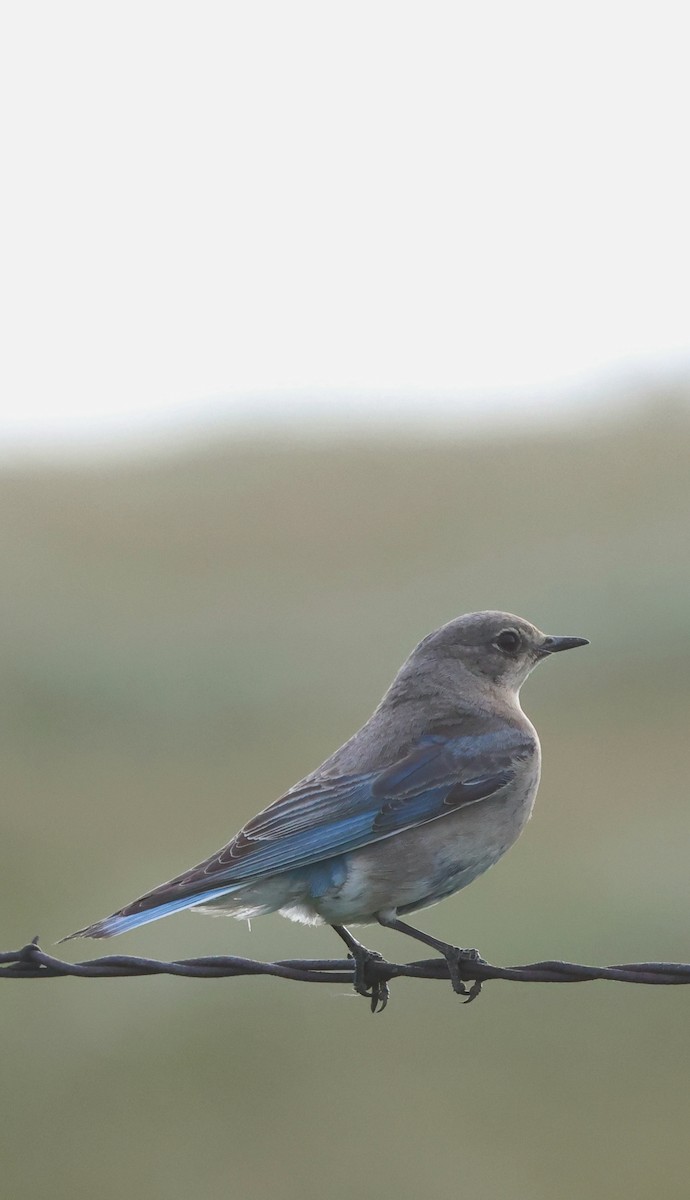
173,726,535,890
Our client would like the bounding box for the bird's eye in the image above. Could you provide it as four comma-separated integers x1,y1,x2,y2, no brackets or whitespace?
494,629,522,654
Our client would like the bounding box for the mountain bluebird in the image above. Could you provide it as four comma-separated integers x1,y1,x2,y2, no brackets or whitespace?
65,611,587,1009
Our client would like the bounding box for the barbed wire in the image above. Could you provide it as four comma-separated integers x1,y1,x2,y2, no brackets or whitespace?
2,938,690,1012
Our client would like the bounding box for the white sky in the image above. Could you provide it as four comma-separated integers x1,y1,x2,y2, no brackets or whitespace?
1,2,689,452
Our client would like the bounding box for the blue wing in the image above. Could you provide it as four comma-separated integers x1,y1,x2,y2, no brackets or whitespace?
144,727,531,890
68,726,534,937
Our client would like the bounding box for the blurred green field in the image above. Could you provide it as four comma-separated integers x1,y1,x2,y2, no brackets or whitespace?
2,408,690,1200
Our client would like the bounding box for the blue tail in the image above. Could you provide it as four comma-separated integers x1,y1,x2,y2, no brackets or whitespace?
61,884,241,940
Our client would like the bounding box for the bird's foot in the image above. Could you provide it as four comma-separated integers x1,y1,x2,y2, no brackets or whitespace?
441,945,486,1004
348,945,390,1014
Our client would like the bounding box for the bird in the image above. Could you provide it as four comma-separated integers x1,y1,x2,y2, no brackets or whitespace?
64,611,588,1009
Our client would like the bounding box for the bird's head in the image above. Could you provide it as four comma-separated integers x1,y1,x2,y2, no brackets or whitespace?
414,611,589,696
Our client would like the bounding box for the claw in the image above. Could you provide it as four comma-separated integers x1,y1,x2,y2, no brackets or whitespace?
348,947,390,1013
461,977,484,1004
443,946,486,1003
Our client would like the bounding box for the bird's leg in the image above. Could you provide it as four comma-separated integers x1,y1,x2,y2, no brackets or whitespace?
331,924,390,1013
377,914,486,1003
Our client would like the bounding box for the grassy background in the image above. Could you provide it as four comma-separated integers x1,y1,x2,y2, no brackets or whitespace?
2,406,690,1199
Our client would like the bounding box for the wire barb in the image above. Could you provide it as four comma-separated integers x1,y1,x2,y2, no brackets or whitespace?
2,940,690,999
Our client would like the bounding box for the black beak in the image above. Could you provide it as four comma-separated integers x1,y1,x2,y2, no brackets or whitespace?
539,635,589,655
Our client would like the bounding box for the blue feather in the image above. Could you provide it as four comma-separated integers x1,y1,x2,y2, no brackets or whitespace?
66,726,532,939
176,730,527,888
64,885,241,939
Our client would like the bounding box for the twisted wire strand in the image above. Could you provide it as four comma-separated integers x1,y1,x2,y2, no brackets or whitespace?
2,938,689,989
